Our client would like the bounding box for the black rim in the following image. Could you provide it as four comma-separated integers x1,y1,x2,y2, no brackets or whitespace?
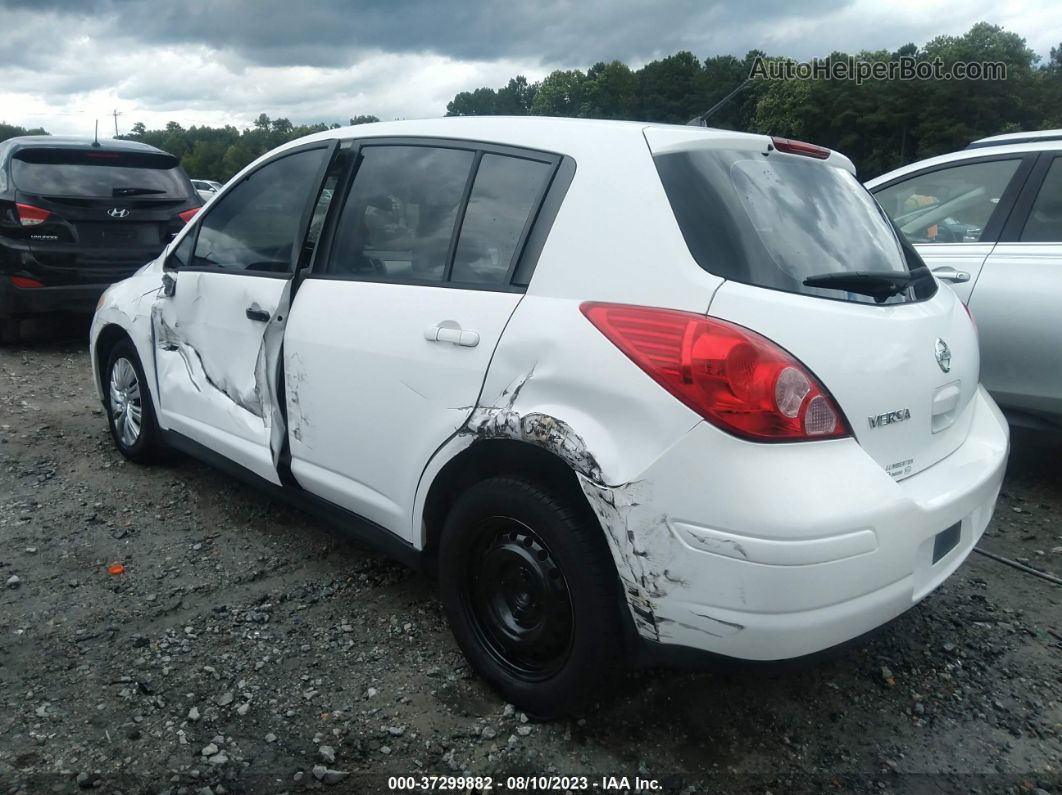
463,516,574,681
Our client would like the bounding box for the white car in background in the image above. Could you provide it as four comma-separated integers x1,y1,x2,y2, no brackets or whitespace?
867,130,1062,430
90,118,1008,717
191,178,222,203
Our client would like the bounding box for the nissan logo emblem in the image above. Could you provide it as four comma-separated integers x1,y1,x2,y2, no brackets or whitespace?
935,338,952,373
107,208,130,219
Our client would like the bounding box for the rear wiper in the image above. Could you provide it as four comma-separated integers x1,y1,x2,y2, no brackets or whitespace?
803,271,914,303
112,187,167,196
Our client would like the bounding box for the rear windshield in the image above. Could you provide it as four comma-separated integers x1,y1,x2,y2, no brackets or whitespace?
655,148,933,304
12,148,191,200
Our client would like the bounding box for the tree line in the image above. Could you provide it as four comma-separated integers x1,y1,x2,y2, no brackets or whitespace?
0,115,379,183
114,114,380,181
445,23,1062,178
2,22,1059,181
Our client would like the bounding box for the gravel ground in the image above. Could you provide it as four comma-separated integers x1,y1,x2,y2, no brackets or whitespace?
1,320,1059,794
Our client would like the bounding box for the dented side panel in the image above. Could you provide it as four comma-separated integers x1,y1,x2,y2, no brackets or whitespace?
414,295,706,640
90,257,169,410
151,270,290,485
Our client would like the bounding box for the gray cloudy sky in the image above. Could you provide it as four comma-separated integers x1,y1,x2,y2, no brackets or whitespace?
1,0,1059,135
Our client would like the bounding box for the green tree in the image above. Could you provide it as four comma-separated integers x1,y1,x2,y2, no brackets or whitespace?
446,87,500,116
0,122,49,143
495,76,537,115
530,69,587,116
581,61,638,119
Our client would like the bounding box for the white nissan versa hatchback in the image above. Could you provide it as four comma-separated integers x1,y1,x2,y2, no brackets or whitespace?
90,117,1009,717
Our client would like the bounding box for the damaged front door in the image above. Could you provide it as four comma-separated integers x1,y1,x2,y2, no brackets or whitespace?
152,144,334,484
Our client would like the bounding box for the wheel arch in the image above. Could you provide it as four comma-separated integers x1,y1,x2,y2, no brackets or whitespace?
93,321,161,419
419,438,593,563
94,323,132,395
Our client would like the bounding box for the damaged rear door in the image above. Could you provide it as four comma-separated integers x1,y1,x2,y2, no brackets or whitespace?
151,142,335,484
283,141,559,538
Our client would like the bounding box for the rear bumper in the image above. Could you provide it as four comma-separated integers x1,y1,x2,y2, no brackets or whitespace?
0,236,156,318
0,279,109,317
601,386,1009,662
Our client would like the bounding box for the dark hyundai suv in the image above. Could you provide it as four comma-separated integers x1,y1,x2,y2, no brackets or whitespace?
0,136,201,340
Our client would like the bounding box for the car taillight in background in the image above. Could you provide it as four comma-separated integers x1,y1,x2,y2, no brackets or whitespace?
177,208,200,224
770,137,831,159
15,203,51,226
581,302,850,442
10,276,45,288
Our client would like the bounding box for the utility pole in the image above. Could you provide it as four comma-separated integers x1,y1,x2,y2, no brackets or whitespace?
112,109,122,137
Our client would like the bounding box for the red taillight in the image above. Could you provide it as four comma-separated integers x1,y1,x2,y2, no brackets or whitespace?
10,276,45,288
581,303,850,442
16,203,51,226
771,136,831,160
178,208,200,224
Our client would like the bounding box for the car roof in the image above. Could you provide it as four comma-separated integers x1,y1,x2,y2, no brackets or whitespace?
301,116,765,153
865,137,1062,188
966,129,1062,149
249,115,854,178
2,135,172,157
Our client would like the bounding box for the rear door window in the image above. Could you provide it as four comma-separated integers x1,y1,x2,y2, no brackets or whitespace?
12,148,191,199
656,148,931,304
1019,157,1062,242
191,146,329,275
873,159,1022,244
329,145,474,282
451,154,553,285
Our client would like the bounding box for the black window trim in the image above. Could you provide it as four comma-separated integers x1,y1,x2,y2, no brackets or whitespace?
166,139,339,280
306,135,572,294
870,152,1037,246
998,151,1061,243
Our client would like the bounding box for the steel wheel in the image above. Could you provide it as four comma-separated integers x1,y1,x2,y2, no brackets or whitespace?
109,356,143,448
464,517,574,680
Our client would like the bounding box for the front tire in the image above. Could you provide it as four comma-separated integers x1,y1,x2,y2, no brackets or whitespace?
438,476,623,718
104,339,162,463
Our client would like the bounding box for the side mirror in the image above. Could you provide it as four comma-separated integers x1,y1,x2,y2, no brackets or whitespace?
161,272,176,297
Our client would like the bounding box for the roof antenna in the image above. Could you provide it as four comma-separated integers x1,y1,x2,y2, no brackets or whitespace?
687,78,753,127
92,119,101,147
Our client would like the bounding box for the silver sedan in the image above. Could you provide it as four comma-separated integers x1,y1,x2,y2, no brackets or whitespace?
867,130,1062,431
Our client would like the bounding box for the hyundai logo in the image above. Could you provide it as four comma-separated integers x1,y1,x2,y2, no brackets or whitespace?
935,338,952,373
107,208,130,219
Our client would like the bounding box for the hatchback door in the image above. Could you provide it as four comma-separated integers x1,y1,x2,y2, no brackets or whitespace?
8,147,199,284
649,131,979,480
151,142,335,484
283,142,559,539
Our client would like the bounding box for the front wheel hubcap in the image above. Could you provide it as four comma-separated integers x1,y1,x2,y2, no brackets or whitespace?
109,357,143,448
466,518,573,680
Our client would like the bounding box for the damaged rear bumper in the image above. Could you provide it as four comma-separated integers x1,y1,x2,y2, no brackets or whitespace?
596,386,1008,662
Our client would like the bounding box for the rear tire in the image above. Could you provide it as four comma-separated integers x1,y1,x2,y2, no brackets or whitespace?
438,476,623,719
104,339,162,463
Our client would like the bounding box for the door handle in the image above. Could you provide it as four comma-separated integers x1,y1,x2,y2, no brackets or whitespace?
931,266,971,283
424,323,480,347
245,307,271,322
